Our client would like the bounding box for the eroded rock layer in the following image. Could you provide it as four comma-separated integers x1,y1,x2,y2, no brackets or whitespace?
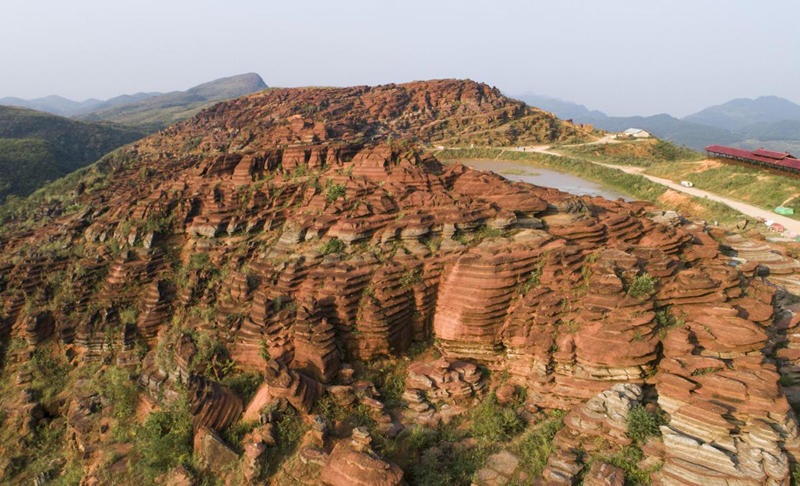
1,79,799,485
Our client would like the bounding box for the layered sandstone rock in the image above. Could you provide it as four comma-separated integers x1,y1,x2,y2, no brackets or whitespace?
402,357,487,424
2,79,800,485
263,359,322,414
541,384,644,484
186,374,243,432
319,428,404,486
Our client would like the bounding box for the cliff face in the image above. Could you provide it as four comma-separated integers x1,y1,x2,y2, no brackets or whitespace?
0,80,799,485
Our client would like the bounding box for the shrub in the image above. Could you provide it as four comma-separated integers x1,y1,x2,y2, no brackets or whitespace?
357,359,408,407
320,237,345,255
325,182,346,202
469,394,524,443
140,212,174,234
221,371,263,402
626,405,667,444
514,410,565,479
627,273,656,298
222,420,259,453
98,367,138,423
29,346,70,407
119,306,138,326
262,408,307,478
132,394,193,480
291,164,309,178
603,445,651,484
654,308,685,336
383,422,490,486
315,394,374,432
399,268,423,289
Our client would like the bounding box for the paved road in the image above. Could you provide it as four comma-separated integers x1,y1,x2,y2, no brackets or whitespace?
595,162,800,234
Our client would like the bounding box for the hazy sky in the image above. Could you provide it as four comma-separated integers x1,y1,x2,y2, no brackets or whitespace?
2,0,798,117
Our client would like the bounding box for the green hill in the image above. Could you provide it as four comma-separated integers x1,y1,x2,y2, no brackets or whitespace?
0,106,145,202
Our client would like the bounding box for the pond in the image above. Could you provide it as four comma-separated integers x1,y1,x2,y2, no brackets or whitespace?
450,159,630,201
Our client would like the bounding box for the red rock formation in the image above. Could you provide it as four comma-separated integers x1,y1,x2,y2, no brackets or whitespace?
292,297,341,383
319,428,404,486
3,79,800,485
186,374,243,432
263,359,322,414
402,357,487,424
434,239,546,361
136,279,171,343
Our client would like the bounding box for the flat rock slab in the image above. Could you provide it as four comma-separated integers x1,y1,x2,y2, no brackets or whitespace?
474,450,524,485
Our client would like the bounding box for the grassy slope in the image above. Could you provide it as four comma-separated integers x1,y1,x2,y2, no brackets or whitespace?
435,147,745,224
558,138,702,167
645,161,800,221
81,100,213,132
0,106,145,202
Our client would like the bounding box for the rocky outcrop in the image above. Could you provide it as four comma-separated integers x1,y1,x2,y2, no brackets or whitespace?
402,357,487,424
263,359,322,414
193,426,239,475
541,384,644,484
583,462,625,486
320,428,404,486
724,233,800,294
292,298,341,383
186,374,243,432
474,450,525,486
434,239,545,361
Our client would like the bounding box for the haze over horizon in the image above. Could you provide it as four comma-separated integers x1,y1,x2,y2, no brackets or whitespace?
2,0,798,117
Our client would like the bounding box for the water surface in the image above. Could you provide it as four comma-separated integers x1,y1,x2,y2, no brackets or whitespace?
451,159,630,201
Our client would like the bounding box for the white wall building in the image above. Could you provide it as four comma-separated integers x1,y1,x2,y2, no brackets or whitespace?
621,128,651,138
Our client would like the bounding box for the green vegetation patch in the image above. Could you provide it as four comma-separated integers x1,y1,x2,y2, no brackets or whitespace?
469,393,524,442
626,274,657,298
646,162,800,221
561,139,701,167
325,182,347,202
132,393,194,481
320,237,345,255
513,410,565,479
0,106,144,202
626,405,667,445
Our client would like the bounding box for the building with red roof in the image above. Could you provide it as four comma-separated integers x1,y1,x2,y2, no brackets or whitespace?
705,145,800,174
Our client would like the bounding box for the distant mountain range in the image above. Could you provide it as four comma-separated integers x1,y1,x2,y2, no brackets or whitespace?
0,73,267,131
0,73,268,201
516,93,800,154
